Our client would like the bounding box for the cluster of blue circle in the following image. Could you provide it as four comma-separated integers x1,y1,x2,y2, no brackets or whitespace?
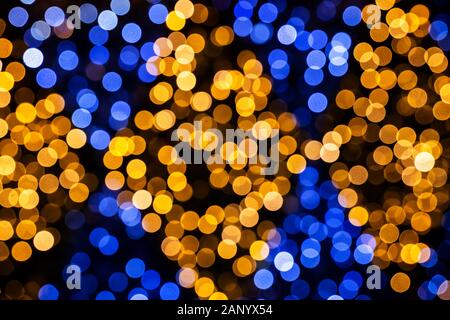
415,211,450,300
12,0,375,301
12,1,185,300
39,255,180,300
243,1,450,300
8,0,162,154
255,165,448,300
250,163,379,299
9,0,450,301
230,1,379,298
253,208,448,300
231,1,353,115
429,14,450,51
40,183,186,300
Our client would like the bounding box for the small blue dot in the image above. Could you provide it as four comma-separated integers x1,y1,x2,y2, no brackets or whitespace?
258,3,278,23
329,62,348,77
80,4,98,24
111,101,131,121
233,17,253,37
250,23,272,44
141,270,161,290
295,31,311,51
111,0,130,16
304,68,324,86
254,269,273,289
332,32,352,50
72,109,92,129
122,23,142,43
38,284,59,300
98,10,118,30
8,7,29,27
301,190,321,209
30,21,51,41
90,130,110,150
77,89,99,111
102,72,122,92
307,50,326,70
98,235,119,255
160,282,180,300
36,68,57,89
278,25,297,45
90,46,110,65
354,244,374,265
234,1,254,18
120,46,140,66
148,4,168,24
119,206,141,227
343,6,361,27
281,263,301,282
308,30,328,49
59,50,79,71
96,291,116,300
308,93,328,113
89,227,109,247
99,196,119,217
89,26,109,45
125,258,146,278
44,6,65,27
318,279,337,299
140,42,155,60
430,20,449,41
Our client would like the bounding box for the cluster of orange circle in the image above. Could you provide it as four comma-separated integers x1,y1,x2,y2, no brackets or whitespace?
103,0,306,300
0,23,96,268
303,0,450,296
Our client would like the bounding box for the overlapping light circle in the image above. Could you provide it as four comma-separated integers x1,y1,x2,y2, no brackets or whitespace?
1,0,450,301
